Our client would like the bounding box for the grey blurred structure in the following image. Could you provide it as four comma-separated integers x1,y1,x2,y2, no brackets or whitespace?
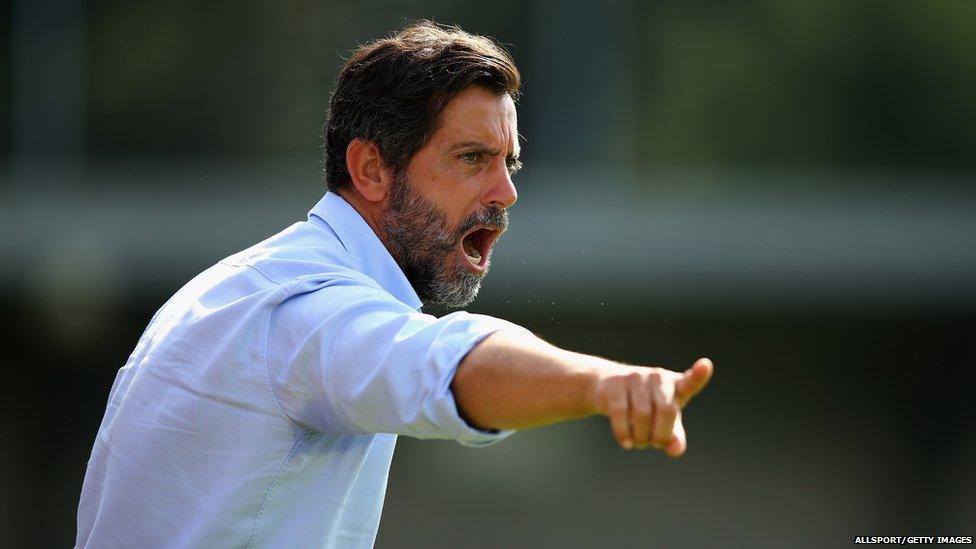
2,1,974,547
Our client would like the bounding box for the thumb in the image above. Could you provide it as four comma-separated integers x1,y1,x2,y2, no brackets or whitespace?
676,357,713,408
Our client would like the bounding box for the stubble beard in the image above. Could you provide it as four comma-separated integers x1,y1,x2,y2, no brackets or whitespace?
383,172,508,309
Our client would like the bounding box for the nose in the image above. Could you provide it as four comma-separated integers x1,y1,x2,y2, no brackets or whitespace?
483,159,518,209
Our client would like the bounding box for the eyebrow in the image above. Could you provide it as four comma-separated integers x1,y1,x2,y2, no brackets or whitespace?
448,141,520,160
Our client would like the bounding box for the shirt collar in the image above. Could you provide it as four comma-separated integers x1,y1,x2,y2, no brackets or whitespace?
308,192,423,311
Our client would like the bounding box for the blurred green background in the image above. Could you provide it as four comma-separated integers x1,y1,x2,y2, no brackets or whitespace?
2,1,974,547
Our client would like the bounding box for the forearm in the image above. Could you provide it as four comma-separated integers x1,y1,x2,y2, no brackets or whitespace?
451,328,620,431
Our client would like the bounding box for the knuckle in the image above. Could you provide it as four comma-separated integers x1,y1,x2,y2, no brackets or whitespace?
609,377,628,394
608,407,627,420
661,403,679,420
631,401,651,419
607,397,627,414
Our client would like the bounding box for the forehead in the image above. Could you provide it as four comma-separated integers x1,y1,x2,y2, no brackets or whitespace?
431,86,519,153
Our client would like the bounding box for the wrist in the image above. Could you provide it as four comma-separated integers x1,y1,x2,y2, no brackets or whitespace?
558,349,618,418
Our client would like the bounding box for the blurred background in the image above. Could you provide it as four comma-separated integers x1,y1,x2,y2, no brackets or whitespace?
2,0,975,546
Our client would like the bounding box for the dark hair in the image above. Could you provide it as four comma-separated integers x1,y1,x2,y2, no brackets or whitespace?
323,21,521,190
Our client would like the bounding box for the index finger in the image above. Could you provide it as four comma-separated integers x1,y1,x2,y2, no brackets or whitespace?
675,357,713,408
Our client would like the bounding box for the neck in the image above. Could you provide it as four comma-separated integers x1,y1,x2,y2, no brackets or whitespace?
335,186,394,253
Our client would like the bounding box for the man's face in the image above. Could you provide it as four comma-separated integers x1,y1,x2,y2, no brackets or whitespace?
383,85,521,308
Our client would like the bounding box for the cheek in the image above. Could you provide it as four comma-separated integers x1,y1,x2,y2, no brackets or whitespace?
427,165,481,223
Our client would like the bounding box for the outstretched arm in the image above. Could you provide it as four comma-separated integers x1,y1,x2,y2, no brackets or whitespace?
451,328,713,457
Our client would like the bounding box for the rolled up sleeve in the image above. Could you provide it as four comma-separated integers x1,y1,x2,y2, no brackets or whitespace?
267,276,529,446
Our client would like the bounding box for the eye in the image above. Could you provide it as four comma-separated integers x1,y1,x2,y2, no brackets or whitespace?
460,151,482,164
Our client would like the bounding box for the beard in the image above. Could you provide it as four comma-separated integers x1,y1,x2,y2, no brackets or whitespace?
382,172,508,309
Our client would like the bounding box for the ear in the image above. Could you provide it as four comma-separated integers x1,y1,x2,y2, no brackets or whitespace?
345,139,394,203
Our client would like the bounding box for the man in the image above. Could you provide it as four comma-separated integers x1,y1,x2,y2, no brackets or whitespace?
76,21,713,548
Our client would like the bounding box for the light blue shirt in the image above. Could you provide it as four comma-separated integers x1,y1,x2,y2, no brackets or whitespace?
76,192,523,548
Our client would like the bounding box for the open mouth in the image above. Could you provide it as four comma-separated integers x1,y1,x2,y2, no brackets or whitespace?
460,226,502,270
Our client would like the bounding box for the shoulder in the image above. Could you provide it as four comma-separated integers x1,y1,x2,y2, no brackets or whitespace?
221,220,357,286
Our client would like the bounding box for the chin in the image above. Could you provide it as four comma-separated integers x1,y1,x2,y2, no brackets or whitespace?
422,270,483,309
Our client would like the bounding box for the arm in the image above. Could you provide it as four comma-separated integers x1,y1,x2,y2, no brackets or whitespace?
268,278,531,445
452,328,713,456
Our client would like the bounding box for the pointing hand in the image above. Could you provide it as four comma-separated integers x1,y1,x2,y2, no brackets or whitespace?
592,358,713,456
